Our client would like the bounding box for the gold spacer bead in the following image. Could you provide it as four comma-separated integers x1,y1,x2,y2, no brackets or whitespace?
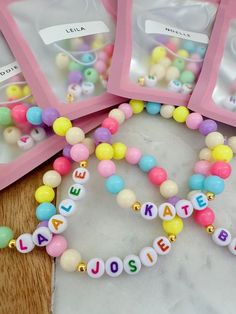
206,192,215,201
168,234,177,243
138,77,145,86
8,239,16,249
132,201,141,212
79,160,88,168
77,262,87,273
206,225,215,234
66,93,74,103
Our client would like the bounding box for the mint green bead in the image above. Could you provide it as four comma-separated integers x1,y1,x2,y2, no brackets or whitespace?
0,226,13,248
84,68,99,83
180,71,195,84
0,107,12,126
69,61,84,72
172,58,185,71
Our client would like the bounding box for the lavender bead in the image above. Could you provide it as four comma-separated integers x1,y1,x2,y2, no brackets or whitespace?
63,144,73,160
198,119,218,136
93,127,112,145
42,108,60,126
79,43,90,52
68,71,83,85
37,221,49,228
155,34,169,45
167,196,181,206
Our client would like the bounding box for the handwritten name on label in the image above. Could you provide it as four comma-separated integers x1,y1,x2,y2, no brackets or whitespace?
0,61,21,83
39,21,109,45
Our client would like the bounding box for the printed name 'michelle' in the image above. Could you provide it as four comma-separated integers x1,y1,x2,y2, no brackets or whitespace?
165,27,191,38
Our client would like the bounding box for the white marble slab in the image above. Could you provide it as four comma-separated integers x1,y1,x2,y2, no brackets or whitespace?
53,112,236,314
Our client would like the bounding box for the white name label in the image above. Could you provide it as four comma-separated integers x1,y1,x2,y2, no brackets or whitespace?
39,21,110,45
0,61,21,83
145,20,209,44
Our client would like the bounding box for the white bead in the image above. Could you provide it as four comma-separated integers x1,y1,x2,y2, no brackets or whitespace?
87,258,105,278
55,52,70,70
68,183,86,201
108,109,126,124
160,105,175,119
48,214,68,234
199,147,212,161
105,257,123,277
72,167,90,184
144,74,157,87
60,249,82,272
190,192,208,210
43,170,62,188
223,96,236,111
140,202,158,220
16,233,35,253
32,227,52,247
17,135,34,150
59,199,77,217
158,203,176,221
212,228,232,246
139,247,158,267
175,199,194,218
123,255,141,275
205,132,224,149
153,236,171,255
160,180,178,199
228,238,236,255
65,127,85,145
30,127,46,142
165,66,180,81
168,80,182,93
181,83,193,94
67,84,82,99
3,126,21,144
81,81,95,95
228,136,236,153
82,137,95,155
116,189,136,209
149,64,166,81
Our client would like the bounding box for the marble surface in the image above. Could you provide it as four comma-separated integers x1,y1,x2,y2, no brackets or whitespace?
53,112,236,314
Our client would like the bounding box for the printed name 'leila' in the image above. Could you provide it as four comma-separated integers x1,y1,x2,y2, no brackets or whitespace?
66,27,86,34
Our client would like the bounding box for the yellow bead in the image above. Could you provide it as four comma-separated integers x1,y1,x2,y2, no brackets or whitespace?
112,142,127,160
212,144,233,162
129,99,145,114
163,216,183,236
151,46,167,63
91,39,103,50
35,185,55,203
173,106,190,123
6,85,23,100
53,117,72,137
22,85,31,97
95,143,114,160
177,49,189,58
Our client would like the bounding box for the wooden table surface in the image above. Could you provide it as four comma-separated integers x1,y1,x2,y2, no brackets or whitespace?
0,159,55,314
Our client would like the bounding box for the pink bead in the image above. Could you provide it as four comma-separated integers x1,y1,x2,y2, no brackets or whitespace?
118,103,133,120
186,62,201,75
70,143,90,162
230,78,236,93
97,160,116,177
194,207,215,227
165,42,177,54
98,51,109,62
11,104,28,124
94,60,107,74
186,112,203,130
46,235,68,257
210,161,232,179
101,117,119,134
104,44,114,58
53,157,72,176
194,160,211,176
148,167,168,186
125,147,142,164
190,53,201,61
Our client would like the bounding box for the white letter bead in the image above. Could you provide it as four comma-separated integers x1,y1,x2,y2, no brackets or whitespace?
30,127,46,142
82,82,95,95
228,238,236,255
140,202,158,220
139,247,158,267
16,233,35,253
190,192,208,210
59,199,77,217
144,75,157,87
87,258,105,278
158,203,176,221
32,227,52,247
212,228,232,246
168,80,182,92
105,257,123,277
48,215,68,234
17,135,34,150
68,183,86,201
72,167,90,184
67,84,82,98
153,236,172,255
123,255,141,275
175,199,194,218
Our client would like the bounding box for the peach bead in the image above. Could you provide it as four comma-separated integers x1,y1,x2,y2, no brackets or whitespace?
97,160,116,178
149,64,166,81
159,57,172,68
108,109,125,124
210,161,232,179
160,180,178,198
43,170,62,188
186,113,203,130
194,160,211,176
82,137,95,155
148,167,167,186
70,144,90,162
199,148,212,161
118,103,133,120
94,60,107,74
194,207,215,227
125,147,142,164
165,67,180,81
3,126,21,144
102,117,119,134
65,127,85,145
46,235,68,257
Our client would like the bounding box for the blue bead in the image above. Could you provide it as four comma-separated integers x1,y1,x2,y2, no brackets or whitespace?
146,102,161,115
196,45,206,58
105,175,125,194
36,203,57,221
182,40,196,54
26,107,43,125
80,53,95,64
203,175,225,195
138,155,157,172
188,174,205,190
